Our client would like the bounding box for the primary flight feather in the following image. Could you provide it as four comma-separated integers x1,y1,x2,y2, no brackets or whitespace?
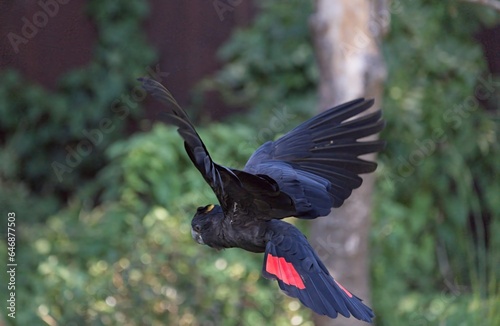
139,77,385,323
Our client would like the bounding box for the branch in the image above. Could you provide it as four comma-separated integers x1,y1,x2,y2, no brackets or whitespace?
461,0,500,13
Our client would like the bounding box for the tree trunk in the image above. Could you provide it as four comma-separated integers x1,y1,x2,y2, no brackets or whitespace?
309,1,389,325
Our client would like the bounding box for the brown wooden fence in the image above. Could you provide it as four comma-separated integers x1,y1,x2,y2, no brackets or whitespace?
0,0,255,118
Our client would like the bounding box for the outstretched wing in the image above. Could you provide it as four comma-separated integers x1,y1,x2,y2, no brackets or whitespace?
263,220,374,322
139,78,237,199
139,78,296,217
245,99,385,219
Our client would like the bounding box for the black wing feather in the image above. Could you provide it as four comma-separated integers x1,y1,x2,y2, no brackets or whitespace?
139,78,296,218
245,98,385,219
141,78,384,221
139,77,237,199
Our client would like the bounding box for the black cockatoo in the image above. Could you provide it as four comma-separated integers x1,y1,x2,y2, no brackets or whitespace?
139,77,384,323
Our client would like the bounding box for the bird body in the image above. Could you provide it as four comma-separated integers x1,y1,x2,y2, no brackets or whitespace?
192,204,269,253
140,77,385,323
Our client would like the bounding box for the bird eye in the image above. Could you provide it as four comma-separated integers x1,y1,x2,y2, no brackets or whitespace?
193,224,202,232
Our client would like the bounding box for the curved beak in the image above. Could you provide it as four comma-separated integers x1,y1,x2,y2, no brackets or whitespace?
191,228,205,245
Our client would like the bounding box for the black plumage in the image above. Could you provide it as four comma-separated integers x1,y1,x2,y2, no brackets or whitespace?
139,77,384,323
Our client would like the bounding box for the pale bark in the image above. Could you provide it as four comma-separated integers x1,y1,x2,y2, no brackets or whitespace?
309,1,389,325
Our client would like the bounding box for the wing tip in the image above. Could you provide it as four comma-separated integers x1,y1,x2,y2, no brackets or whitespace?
138,76,159,90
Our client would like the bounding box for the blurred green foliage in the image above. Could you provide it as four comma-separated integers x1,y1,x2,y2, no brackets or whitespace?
200,0,318,125
205,1,500,325
1,0,500,325
0,1,155,223
372,1,500,324
9,124,309,325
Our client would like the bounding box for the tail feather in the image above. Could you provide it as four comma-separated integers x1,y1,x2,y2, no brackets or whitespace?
263,221,375,322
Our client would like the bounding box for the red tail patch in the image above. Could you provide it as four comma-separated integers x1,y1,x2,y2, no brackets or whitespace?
335,280,353,298
266,254,305,289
